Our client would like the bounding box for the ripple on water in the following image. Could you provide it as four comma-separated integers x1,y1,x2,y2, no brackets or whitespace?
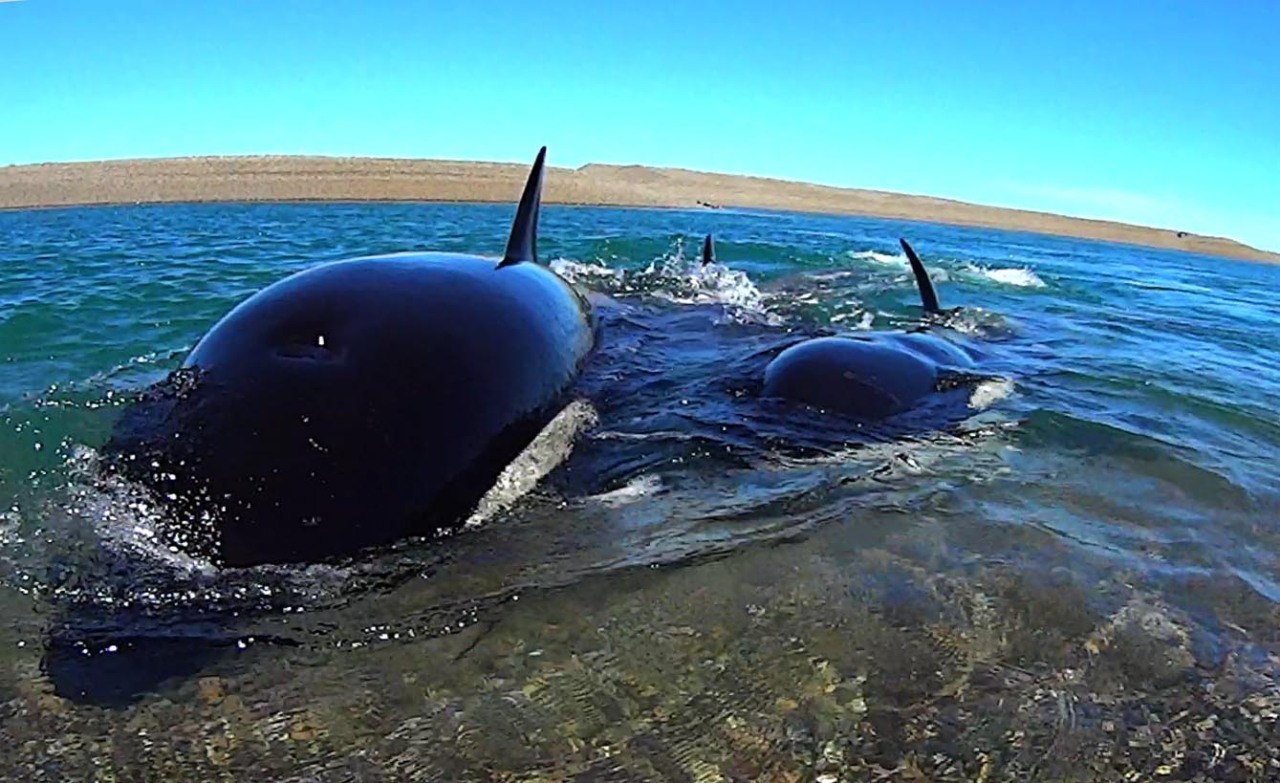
3,203,1280,777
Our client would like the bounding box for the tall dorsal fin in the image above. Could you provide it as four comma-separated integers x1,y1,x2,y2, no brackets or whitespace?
701,234,715,266
900,237,940,314
497,146,547,269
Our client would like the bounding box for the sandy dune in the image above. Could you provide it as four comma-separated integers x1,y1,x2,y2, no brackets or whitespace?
1,155,1274,264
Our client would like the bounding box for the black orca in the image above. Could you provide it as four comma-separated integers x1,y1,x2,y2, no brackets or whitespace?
701,234,715,266
100,146,599,567
759,237,984,421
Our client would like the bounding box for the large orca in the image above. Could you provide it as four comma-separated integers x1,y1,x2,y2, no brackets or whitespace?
100,147,598,568
760,238,983,421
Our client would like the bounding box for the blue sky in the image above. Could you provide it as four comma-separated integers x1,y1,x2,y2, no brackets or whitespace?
3,0,1278,250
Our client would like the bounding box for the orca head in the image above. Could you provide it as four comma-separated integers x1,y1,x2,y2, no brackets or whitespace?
104,146,601,567
762,335,940,420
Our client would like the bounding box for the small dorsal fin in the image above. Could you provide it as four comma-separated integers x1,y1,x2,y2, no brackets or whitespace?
900,237,940,314
701,234,715,266
497,146,547,269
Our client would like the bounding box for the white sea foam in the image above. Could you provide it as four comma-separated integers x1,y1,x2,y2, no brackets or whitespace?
848,248,958,286
588,474,664,507
548,257,624,283
551,250,776,321
645,242,772,313
850,247,1045,290
47,444,218,579
830,309,876,330
849,250,905,266
969,378,1016,410
670,262,779,321
967,265,1046,288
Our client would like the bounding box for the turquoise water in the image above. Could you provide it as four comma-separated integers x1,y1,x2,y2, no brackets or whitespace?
3,202,1280,779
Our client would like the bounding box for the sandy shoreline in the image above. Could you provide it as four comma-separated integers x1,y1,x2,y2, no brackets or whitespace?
1,155,1275,264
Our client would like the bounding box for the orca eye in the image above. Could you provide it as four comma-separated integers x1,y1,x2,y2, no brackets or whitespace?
276,332,335,360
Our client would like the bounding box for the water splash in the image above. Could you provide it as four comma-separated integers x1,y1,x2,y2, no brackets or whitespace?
965,264,1047,288
849,249,906,266
969,378,1017,410
551,237,782,325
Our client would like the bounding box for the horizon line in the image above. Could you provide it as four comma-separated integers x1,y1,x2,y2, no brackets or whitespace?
1,152,1275,260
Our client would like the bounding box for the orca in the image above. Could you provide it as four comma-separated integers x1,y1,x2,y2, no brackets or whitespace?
759,238,982,421
100,146,599,568
700,234,715,266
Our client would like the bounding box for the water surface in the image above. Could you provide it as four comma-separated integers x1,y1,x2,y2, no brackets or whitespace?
2,202,1279,780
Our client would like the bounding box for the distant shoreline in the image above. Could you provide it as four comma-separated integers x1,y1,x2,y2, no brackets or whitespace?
2,155,1275,264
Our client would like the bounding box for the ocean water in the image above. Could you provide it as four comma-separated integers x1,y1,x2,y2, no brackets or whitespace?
2,201,1280,780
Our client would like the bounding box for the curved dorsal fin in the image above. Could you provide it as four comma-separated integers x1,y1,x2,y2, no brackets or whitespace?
900,237,940,314
498,146,547,269
701,234,715,266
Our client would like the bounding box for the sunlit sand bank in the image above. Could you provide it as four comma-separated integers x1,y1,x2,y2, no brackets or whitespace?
1,156,1274,264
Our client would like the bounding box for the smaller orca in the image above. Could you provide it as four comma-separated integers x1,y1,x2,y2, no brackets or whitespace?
759,238,985,421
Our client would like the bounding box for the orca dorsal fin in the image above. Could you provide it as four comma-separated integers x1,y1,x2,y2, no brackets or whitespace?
498,146,547,269
900,237,941,314
701,234,715,266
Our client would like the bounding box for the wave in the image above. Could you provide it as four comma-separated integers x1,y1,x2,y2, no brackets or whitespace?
848,247,1046,290
848,249,906,266
965,264,1047,288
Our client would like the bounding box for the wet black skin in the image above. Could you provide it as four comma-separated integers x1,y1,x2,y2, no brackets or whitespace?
101,147,597,567
761,332,968,420
758,237,982,421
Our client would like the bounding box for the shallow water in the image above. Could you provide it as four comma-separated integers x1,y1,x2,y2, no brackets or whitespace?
2,202,1280,780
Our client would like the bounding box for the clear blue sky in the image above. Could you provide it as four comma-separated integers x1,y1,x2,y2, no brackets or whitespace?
3,0,1278,250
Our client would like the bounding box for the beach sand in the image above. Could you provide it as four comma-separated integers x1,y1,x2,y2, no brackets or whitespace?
1,155,1274,264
